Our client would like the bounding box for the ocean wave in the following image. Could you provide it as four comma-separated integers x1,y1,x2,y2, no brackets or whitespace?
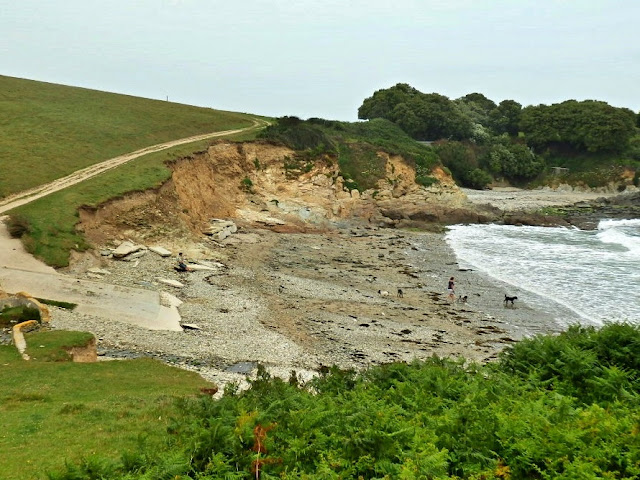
596,218,640,255
446,222,640,327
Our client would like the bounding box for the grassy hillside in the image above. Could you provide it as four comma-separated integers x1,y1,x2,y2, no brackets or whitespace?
0,75,257,198
10,137,223,266
0,333,212,480
1,76,266,266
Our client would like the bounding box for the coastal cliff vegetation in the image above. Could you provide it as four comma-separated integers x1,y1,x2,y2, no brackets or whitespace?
258,116,440,191
358,83,640,190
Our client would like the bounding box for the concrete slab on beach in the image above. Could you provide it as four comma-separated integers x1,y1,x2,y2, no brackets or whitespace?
0,267,182,331
0,216,181,331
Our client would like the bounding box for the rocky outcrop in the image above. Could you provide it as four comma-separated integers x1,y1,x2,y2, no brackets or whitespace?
0,291,51,324
78,141,479,244
12,320,38,360
204,219,238,241
1,289,52,360
547,191,640,230
64,336,97,363
149,246,172,257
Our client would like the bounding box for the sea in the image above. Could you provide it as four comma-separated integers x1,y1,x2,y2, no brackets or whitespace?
445,218,640,330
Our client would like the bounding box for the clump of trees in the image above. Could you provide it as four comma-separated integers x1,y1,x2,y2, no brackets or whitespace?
358,83,640,189
51,322,640,479
520,100,637,153
358,83,474,141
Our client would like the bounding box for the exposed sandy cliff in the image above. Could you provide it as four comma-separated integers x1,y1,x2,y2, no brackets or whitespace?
78,140,477,244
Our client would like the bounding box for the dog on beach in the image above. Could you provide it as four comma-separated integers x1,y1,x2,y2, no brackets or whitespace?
504,294,518,307
378,290,389,297
457,295,468,304
397,288,404,298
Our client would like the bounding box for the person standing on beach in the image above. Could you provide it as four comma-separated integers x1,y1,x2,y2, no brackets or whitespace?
447,276,455,302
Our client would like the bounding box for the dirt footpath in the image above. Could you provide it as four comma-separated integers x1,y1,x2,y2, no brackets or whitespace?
0,121,266,214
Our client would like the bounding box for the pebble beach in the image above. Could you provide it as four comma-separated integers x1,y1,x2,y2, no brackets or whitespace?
51,224,558,392
15,186,627,392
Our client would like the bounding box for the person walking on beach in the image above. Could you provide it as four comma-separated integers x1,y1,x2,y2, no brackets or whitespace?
447,276,455,302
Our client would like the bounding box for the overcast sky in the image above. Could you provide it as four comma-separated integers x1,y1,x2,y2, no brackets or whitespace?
3,0,639,121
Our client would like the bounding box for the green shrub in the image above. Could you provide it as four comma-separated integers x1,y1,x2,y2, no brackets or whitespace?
416,175,438,187
465,168,493,189
51,324,640,479
338,143,386,191
498,322,640,404
0,305,41,326
240,176,253,192
6,214,31,238
35,298,78,310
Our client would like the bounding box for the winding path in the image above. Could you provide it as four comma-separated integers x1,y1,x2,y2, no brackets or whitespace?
0,118,268,214
0,118,268,332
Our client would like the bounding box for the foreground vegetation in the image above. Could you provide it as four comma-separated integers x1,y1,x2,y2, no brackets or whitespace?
43,322,640,479
0,332,212,480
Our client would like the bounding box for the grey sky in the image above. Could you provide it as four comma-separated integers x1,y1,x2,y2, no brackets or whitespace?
3,0,639,121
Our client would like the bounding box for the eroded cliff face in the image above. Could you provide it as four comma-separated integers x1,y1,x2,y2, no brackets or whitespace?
78,141,477,245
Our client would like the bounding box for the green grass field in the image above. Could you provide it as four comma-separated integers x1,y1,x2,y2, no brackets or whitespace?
1,76,267,266
10,136,235,266
0,334,212,480
0,75,259,198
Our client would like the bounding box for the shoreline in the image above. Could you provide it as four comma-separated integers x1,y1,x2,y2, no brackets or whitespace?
49,225,561,391
7,186,630,392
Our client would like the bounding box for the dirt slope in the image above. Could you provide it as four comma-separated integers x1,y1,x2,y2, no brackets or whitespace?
78,140,469,247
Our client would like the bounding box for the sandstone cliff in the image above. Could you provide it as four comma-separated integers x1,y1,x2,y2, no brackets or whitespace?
78,140,489,244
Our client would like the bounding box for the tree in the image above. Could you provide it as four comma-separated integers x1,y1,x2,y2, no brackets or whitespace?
435,141,490,189
358,83,420,120
455,93,497,127
358,84,474,141
481,141,544,182
489,100,522,136
501,143,545,181
520,100,637,153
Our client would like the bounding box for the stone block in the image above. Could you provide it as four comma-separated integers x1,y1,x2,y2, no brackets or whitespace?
157,278,184,288
149,246,172,257
112,241,143,258
160,291,183,308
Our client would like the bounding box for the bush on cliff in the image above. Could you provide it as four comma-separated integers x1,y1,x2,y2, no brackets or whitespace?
259,116,441,191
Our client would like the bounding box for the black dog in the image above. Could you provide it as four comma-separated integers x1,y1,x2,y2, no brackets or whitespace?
457,295,468,304
397,288,404,298
504,294,518,307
